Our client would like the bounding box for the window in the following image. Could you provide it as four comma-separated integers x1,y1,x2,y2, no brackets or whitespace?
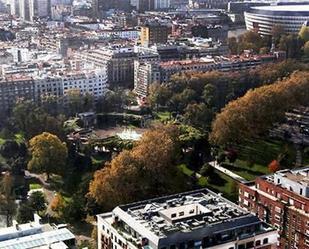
263,238,268,244
238,244,245,249
255,240,261,246
171,213,176,218
246,241,254,248
179,212,184,216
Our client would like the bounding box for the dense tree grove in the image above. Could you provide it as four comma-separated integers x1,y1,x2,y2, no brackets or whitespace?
148,60,305,132
210,71,309,145
88,126,186,210
228,30,305,59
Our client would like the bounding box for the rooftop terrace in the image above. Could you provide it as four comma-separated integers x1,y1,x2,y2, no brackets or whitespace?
112,189,252,238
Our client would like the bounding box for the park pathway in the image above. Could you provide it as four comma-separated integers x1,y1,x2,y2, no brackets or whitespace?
208,161,247,183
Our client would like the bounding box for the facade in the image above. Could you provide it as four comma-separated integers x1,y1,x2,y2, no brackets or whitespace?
137,0,155,11
0,75,36,111
29,0,49,21
97,189,278,249
92,0,131,19
140,24,169,47
244,5,309,35
134,60,160,96
134,53,281,97
0,214,75,249
79,47,136,88
238,167,309,248
9,0,20,16
19,0,30,21
61,69,108,98
154,0,170,9
0,69,108,111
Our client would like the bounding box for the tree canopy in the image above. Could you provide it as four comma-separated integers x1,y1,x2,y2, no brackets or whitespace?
88,126,186,210
28,132,68,179
210,71,309,145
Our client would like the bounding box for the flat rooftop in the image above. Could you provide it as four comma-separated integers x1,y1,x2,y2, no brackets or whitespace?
274,168,309,186
0,228,74,249
110,189,252,237
253,4,309,11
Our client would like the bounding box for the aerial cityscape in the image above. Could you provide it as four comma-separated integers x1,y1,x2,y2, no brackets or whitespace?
0,0,309,248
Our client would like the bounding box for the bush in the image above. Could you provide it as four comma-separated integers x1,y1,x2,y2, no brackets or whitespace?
200,164,214,176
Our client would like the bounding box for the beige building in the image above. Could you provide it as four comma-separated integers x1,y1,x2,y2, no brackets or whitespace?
140,24,169,47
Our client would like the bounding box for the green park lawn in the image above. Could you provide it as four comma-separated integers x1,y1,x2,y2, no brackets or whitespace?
222,160,269,181
29,183,42,190
178,164,238,202
223,137,297,180
235,138,295,166
155,111,172,122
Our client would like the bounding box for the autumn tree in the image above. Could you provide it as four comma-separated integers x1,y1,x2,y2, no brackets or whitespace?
88,126,186,210
28,132,68,179
299,24,309,42
210,71,309,145
268,160,280,173
50,193,66,217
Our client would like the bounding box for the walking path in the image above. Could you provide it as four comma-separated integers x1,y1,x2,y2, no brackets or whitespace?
208,161,247,183
24,171,56,216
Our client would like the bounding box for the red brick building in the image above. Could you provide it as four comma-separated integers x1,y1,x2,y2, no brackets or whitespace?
238,168,309,249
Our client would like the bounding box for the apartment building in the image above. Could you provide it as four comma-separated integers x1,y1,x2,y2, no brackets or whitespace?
140,24,169,47
134,53,280,97
61,69,108,99
79,46,136,88
0,75,36,111
0,68,108,110
97,189,278,249
238,167,309,248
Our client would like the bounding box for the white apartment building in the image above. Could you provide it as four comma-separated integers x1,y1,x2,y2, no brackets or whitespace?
97,189,278,249
61,69,108,99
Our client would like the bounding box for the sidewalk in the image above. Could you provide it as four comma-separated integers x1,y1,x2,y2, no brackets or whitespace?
208,161,247,183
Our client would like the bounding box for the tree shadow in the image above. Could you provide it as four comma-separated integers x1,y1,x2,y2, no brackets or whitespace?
208,171,227,185
223,163,263,176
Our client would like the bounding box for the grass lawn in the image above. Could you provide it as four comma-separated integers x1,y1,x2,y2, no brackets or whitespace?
222,160,269,181
155,111,172,122
15,133,25,144
30,183,42,190
178,164,238,202
0,138,6,146
235,138,296,166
